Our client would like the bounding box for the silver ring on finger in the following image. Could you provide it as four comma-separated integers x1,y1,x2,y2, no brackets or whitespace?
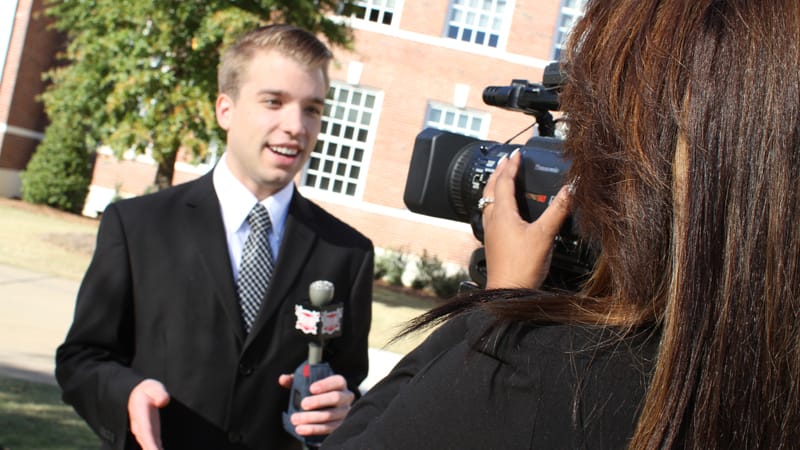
477,197,495,211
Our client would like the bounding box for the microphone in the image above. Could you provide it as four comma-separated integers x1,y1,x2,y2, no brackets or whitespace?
283,280,342,448
304,280,341,364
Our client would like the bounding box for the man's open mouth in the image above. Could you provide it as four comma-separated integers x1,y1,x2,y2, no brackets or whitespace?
269,145,299,157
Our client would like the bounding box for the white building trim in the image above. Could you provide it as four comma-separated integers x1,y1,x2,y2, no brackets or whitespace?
0,123,45,141
298,185,473,233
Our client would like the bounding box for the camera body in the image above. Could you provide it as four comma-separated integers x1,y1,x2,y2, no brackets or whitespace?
404,129,567,226
402,63,594,290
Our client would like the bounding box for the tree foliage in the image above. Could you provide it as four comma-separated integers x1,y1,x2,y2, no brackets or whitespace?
23,0,357,210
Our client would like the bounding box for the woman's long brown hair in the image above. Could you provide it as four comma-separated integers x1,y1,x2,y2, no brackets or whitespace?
565,1,800,447
404,0,800,447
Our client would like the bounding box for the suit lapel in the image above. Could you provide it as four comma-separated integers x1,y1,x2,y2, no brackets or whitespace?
183,173,247,344
247,190,316,340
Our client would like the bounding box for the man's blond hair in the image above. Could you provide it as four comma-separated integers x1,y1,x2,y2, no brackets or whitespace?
218,24,332,99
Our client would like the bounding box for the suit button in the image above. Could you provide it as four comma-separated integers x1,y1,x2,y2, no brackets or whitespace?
239,363,254,376
228,431,243,443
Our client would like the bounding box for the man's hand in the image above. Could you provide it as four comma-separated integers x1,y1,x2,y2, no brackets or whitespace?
128,378,171,450
279,373,355,436
481,149,573,290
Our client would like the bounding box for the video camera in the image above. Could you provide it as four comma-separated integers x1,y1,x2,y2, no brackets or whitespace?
403,62,594,291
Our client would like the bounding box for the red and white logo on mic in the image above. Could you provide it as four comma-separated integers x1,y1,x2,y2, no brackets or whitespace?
321,308,343,335
295,305,321,334
295,304,343,336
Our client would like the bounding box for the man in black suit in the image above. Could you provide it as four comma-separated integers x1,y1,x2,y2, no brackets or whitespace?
55,24,374,450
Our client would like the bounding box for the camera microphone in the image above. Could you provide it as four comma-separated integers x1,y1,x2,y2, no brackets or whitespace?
282,280,342,448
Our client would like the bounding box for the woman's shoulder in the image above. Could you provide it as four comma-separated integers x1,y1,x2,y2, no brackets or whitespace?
462,307,660,379
456,309,659,448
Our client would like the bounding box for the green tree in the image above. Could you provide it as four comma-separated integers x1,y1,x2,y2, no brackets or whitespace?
23,0,357,211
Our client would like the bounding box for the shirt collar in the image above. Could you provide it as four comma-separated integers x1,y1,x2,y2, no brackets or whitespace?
213,152,293,236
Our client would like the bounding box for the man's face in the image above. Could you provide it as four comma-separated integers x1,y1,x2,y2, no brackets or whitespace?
216,49,327,200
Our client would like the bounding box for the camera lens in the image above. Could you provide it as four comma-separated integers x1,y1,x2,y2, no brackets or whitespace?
447,142,518,221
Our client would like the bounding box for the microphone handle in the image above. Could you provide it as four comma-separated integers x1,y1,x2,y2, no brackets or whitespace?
308,341,323,365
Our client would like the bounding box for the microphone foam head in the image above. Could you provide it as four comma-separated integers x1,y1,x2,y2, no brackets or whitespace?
309,280,335,306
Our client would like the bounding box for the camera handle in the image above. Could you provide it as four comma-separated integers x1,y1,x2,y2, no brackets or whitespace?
528,110,555,137
467,246,487,289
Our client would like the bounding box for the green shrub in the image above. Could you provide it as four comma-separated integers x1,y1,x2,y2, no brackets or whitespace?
410,277,427,290
376,248,469,298
431,269,469,299
21,120,94,214
375,248,407,286
414,250,469,299
413,250,439,289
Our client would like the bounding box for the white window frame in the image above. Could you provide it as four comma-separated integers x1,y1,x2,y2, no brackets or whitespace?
424,101,490,139
443,0,513,49
352,0,403,27
301,82,383,199
552,0,586,60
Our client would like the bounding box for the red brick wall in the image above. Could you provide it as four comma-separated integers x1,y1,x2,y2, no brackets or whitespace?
508,0,562,58
314,198,481,268
91,154,159,195
0,134,40,168
328,32,552,210
400,2,450,36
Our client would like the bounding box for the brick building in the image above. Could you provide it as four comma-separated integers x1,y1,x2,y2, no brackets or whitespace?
0,0,60,199
3,0,586,272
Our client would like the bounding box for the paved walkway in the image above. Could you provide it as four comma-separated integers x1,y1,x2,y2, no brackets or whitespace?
0,263,402,390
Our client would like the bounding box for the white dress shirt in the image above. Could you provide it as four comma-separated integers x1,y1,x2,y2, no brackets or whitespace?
212,153,293,282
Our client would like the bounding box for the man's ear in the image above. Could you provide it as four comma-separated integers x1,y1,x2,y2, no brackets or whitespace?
215,93,234,131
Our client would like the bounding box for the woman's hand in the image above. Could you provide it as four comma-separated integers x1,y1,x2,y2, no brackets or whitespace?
480,150,573,290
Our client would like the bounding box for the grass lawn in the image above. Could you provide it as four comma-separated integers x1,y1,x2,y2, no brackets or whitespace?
0,197,441,448
0,377,98,449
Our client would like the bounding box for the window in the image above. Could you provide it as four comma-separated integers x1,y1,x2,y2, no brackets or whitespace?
444,0,509,48
353,0,399,26
552,0,587,60
302,82,381,197
425,102,489,139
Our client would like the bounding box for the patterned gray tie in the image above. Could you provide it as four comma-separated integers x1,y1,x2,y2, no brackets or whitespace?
237,203,274,333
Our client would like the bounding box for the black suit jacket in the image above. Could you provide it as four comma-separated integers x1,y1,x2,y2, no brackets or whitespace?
324,311,658,450
56,172,374,450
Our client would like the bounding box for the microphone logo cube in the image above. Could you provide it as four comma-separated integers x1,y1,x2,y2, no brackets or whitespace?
294,303,343,338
